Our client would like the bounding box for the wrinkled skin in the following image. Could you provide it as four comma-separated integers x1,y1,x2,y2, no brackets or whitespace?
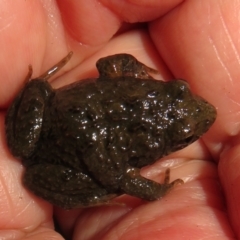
5,53,216,209
0,1,240,240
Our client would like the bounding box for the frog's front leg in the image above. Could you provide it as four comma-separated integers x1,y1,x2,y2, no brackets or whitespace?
120,168,184,201
23,163,116,209
96,53,158,79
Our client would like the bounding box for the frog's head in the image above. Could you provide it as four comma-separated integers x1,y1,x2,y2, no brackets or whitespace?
164,80,216,154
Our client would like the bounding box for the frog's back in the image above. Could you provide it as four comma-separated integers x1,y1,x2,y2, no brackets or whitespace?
50,76,213,168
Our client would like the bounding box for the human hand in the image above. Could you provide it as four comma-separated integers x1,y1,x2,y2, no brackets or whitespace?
0,1,238,239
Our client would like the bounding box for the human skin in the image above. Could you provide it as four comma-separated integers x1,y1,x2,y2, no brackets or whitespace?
0,0,239,239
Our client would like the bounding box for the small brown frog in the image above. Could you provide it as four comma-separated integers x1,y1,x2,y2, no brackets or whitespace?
5,52,216,209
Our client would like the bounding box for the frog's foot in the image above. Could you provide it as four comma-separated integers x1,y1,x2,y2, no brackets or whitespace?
160,168,184,196
96,53,158,79
120,167,184,201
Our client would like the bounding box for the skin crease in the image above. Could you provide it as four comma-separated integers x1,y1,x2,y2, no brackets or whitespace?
0,0,239,239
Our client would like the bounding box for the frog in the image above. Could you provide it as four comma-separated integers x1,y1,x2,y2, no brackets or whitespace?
5,52,217,209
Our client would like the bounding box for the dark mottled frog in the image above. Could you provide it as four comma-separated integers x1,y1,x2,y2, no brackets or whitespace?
5,52,216,209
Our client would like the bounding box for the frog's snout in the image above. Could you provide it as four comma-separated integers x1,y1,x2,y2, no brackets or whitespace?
194,97,217,136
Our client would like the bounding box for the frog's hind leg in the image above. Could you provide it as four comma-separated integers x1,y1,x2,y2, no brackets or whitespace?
120,167,184,201
23,163,116,209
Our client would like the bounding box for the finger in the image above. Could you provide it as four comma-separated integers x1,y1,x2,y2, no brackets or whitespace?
57,0,183,46
219,145,240,239
100,0,183,22
0,0,70,106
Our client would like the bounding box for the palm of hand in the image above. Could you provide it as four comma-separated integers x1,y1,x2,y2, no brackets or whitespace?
0,1,238,239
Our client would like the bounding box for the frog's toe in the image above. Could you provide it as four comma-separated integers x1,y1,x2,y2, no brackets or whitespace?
163,168,184,185
158,168,184,197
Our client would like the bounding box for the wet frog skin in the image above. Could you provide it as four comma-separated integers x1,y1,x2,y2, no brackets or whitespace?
5,53,216,209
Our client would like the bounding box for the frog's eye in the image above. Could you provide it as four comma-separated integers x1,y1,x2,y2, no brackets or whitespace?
5,79,53,159
167,80,191,102
177,81,191,98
